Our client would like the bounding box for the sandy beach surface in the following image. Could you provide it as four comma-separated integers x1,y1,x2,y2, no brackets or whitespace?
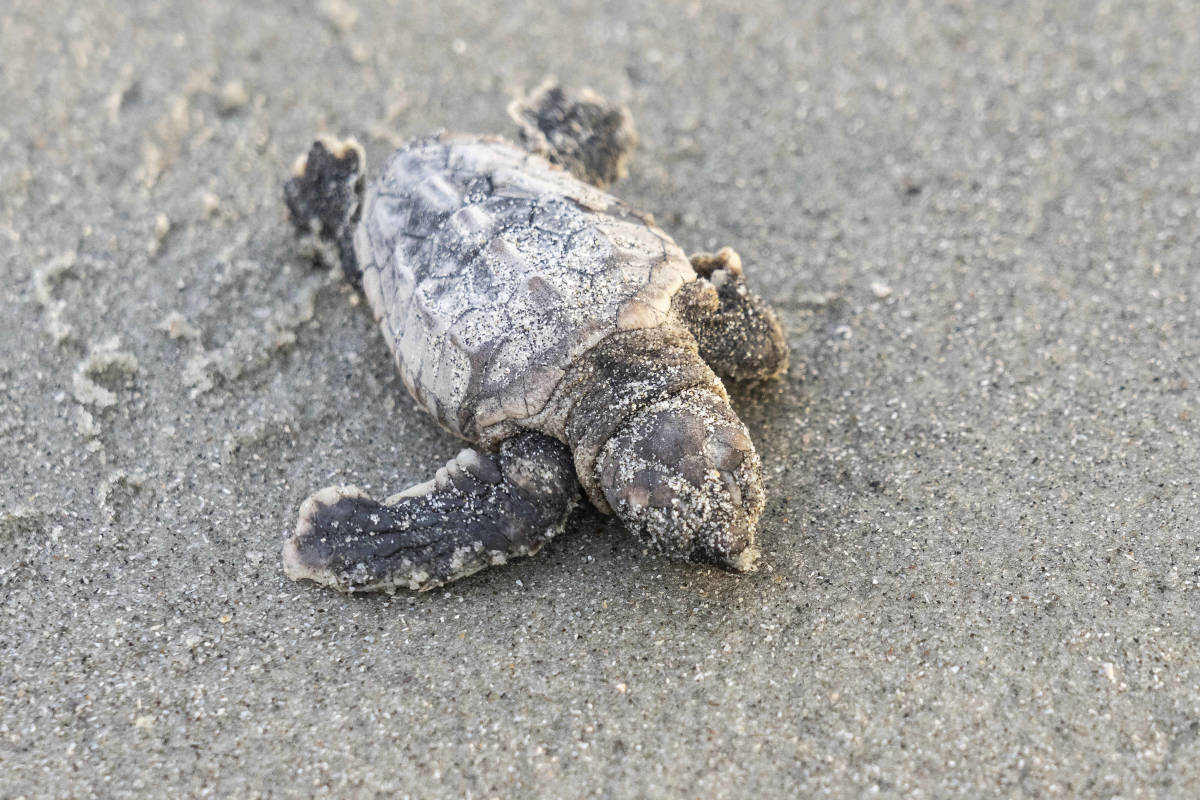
2,1,1198,797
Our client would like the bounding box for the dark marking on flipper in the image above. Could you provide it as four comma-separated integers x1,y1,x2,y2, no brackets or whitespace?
283,433,579,592
508,80,637,188
284,137,366,287
676,248,790,382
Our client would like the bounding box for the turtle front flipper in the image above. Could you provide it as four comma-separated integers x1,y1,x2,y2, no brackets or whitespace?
675,248,790,382
508,80,636,188
283,433,579,593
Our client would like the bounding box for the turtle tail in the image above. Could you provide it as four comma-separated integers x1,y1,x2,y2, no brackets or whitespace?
284,136,366,288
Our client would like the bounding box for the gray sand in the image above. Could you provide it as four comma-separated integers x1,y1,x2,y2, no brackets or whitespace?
2,1,1198,797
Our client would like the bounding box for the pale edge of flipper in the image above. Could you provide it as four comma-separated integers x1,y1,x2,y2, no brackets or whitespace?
283,136,367,287
282,432,580,593
508,78,637,188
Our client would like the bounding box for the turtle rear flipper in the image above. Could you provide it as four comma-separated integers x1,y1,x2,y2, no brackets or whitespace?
283,433,579,592
284,136,366,287
509,80,636,188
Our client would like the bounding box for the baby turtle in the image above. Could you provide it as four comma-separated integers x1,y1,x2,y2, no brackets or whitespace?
282,83,789,592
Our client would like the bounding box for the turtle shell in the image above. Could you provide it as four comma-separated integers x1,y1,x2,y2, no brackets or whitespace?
356,134,696,443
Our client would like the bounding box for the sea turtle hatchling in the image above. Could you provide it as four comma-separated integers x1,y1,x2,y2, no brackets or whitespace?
282,83,789,592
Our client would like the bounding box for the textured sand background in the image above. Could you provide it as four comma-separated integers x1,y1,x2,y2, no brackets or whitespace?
2,1,1198,797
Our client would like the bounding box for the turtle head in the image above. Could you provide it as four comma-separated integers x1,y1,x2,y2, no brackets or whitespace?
595,387,765,572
